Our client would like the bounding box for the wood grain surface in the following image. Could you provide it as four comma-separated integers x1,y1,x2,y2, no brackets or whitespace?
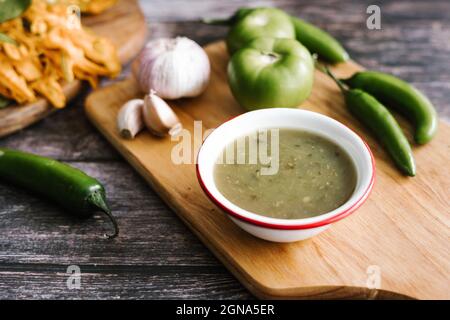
0,0,147,138
0,0,449,299
85,41,450,299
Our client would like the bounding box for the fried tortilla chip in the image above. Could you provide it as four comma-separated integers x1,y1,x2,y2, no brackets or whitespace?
0,52,36,103
0,0,121,108
30,75,66,108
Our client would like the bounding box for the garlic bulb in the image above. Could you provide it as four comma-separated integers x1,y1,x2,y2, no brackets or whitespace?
133,37,210,99
117,99,145,139
143,91,182,137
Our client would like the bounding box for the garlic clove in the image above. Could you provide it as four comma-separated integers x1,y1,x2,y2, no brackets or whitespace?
143,92,182,137
117,99,145,139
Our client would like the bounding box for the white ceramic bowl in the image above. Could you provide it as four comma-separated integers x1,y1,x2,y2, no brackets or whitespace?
196,108,375,242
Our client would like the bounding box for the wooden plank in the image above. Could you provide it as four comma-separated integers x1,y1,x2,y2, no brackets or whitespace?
0,94,119,161
0,264,251,299
85,41,450,299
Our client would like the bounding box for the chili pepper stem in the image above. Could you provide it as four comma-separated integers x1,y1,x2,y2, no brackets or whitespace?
326,68,347,94
314,59,348,94
102,210,119,239
87,191,119,239
318,64,348,94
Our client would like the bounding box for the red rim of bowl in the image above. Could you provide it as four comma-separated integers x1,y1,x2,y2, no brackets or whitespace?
196,115,376,231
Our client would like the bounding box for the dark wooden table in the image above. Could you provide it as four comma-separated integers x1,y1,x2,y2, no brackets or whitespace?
0,0,449,299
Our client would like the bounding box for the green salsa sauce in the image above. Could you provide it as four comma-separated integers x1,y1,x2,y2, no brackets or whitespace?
214,129,357,219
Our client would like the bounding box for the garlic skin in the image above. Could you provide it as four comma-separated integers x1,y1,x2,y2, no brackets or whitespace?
117,99,145,139
133,37,210,99
143,92,182,137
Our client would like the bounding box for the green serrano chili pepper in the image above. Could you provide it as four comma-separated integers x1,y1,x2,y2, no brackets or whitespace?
341,71,438,144
345,89,416,176
0,148,119,238
321,67,416,176
204,7,349,63
291,17,349,63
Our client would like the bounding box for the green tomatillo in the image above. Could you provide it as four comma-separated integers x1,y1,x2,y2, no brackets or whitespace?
225,7,295,54
228,37,314,110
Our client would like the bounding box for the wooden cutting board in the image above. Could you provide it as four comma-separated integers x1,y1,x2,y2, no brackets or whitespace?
0,0,147,138
85,41,450,300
